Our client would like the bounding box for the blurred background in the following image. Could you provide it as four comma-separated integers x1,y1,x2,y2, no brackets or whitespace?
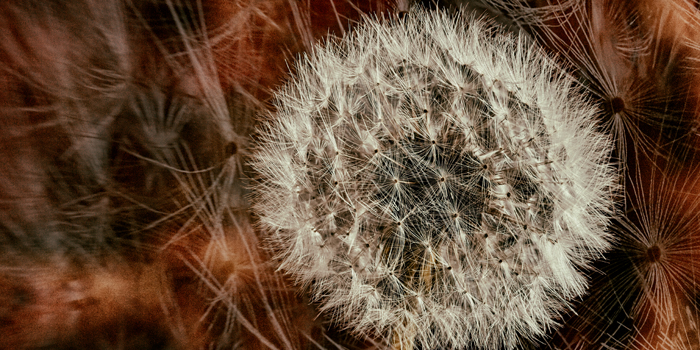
1,0,700,349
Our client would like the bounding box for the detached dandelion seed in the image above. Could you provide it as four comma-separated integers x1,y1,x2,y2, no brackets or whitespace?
250,6,616,350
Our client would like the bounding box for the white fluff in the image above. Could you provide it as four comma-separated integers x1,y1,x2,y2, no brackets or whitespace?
250,6,617,350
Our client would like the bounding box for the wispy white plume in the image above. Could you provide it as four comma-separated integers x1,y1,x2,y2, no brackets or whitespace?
250,6,617,349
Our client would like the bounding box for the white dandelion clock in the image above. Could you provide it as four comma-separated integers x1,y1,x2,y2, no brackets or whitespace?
250,7,616,350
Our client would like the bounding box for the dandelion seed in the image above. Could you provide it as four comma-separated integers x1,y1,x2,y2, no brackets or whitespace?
483,0,697,171
477,2,700,349
250,6,616,349
550,143,700,350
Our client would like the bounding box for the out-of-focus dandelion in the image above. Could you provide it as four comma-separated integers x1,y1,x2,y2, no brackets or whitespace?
548,145,700,350
250,6,617,349
0,0,409,348
472,1,700,349
481,0,699,170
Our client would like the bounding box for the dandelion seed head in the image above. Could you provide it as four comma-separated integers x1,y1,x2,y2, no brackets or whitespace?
250,6,616,349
